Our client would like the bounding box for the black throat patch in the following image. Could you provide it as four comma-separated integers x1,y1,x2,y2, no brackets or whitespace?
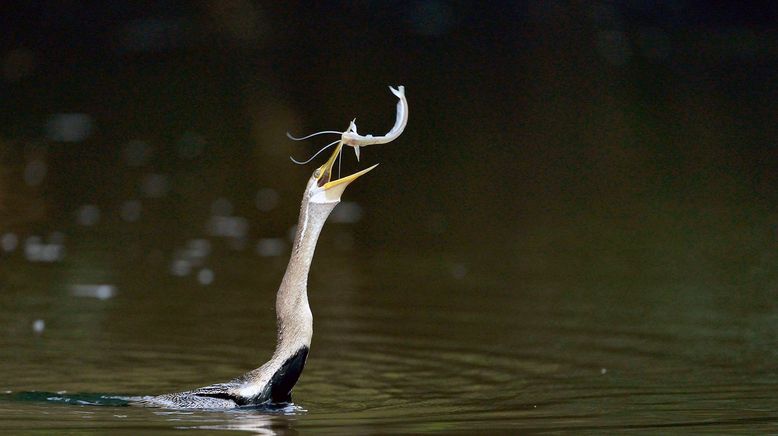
268,346,309,403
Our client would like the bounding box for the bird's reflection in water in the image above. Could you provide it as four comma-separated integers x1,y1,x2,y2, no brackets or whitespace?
165,405,302,435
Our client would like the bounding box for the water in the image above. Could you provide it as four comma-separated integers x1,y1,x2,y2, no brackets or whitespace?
2,123,777,433
2,219,778,433
2,5,777,429
2,140,778,434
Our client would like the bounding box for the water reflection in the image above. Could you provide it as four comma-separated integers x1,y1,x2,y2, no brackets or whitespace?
1,232,18,252
31,319,45,334
172,407,303,435
197,268,214,286
23,235,65,263
1,242,778,432
71,284,117,300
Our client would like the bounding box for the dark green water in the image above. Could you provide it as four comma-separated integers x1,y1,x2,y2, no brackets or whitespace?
1,153,777,433
1,5,778,429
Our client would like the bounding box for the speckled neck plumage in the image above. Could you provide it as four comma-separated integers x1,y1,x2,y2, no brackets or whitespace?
270,197,338,368
283,199,336,336
143,185,339,409
232,195,338,399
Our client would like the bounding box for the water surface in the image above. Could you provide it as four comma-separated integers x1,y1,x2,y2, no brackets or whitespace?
2,221,778,433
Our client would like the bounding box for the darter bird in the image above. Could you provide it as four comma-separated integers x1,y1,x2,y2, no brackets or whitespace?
142,141,377,409
141,85,407,409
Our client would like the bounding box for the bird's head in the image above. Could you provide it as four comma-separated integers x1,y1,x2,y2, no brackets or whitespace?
306,142,377,204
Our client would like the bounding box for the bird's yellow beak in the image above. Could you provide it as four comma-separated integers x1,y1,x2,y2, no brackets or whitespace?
315,142,378,198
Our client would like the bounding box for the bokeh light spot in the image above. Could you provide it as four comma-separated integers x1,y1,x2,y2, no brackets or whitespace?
45,113,94,142
75,205,101,227
257,238,285,257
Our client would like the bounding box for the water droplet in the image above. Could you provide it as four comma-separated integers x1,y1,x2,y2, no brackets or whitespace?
71,284,117,300
40,244,64,262
24,236,43,261
171,259,191,277
207,216,248,238
23,241,60,262
32,319,45,334
197,268,214,285
186,239,211,259
1,233,18,252
96,285,114,300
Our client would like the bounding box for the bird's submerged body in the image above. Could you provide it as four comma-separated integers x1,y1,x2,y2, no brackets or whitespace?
142,346,309,409
141,181,336,410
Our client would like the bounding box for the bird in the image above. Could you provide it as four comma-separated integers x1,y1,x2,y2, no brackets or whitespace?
140,141,377,409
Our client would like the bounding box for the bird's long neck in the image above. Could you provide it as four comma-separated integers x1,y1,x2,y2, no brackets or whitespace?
273,198,336,359
235,196,337,402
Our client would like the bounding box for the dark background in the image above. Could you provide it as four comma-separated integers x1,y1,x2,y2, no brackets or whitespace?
1,1,776,282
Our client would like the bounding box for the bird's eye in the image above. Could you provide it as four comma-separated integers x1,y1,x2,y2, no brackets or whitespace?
313,169,321,178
